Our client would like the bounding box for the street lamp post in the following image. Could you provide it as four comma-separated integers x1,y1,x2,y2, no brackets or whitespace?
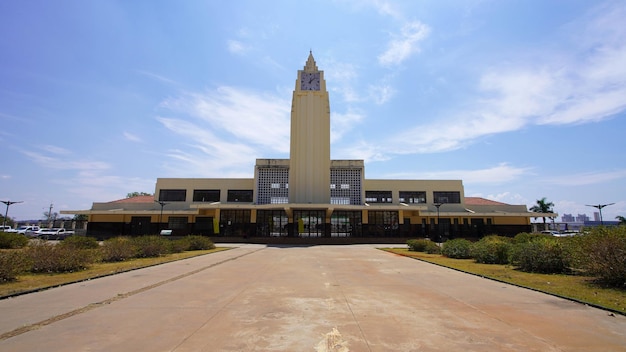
1,200,23,229
434,202,443,242
155,200,168,232
585,203,615,226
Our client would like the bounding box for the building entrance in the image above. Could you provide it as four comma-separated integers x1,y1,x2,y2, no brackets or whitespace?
293,210,325,237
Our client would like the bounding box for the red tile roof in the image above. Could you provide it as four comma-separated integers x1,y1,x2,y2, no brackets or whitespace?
465,197,508,206
109,195,155,203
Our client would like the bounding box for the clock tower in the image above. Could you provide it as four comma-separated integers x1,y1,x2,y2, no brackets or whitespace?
289,51,331,204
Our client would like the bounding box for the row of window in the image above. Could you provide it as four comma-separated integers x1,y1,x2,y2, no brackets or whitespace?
365,191,460,204
159,189,253,203
159,189,461,204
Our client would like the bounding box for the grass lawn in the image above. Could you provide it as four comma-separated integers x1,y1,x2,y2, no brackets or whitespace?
382,248,626,314
0,248,231,298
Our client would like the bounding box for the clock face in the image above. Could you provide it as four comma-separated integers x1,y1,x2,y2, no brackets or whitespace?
301,72,320,91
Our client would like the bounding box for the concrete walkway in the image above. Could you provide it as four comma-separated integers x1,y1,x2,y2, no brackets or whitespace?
0,244,624,351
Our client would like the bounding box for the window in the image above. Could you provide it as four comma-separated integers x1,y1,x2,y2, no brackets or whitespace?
193,190,220,202
330,168,362,205
433,191,461,204
159,189,186,202
399,191,426,204
227,190,253,202
168,216,188,229
365,191,392,203
256,167,289,205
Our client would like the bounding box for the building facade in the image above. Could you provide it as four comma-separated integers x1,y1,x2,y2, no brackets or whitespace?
64,52,546,242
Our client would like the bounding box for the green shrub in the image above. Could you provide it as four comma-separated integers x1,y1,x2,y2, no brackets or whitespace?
185,235,215,250
470,235,511,264
511,232,551,244
0,250,32,281
407,239,430,252
442,239,473,259
169,238,189,253
60,235,100,250
101,237,136,262
27,240,96,273
0,232,29,249
575,227,626,287
424,241,441,254
510,237,570,273
131,235,172,258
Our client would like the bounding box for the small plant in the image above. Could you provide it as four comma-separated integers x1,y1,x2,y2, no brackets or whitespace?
27,240,95,273
424,241,441,254
185,235,215,250
100,237,136,262
131,235,172,258
407,239,431,252
510,237,570,273
0,232,29,249
511,232,550,244
470,235,511,264
442,239,473,259
60,235,100,250
575,227,626,287
0,250,32,281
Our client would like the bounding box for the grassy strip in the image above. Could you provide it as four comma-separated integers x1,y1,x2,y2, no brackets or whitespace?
0,248,231,298
382,248,626,314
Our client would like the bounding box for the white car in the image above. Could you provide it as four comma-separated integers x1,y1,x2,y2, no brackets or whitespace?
0,225,12,232
12,226,41,235
35,228,75,240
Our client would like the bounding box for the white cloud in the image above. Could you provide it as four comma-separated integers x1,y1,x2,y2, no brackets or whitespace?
543,169,626,186
21,150,110,171
388,163,531,184
160,86,291,153
123,132,142,143
227,39,248,55
379,2,626,156
330,109,365,143
378,21,431,66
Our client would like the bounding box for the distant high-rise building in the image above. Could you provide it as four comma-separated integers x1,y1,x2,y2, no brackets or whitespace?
594,212,601,221
561,214,575,222
576,214,590,222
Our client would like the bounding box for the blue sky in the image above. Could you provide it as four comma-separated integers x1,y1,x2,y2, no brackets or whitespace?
1,0,625,222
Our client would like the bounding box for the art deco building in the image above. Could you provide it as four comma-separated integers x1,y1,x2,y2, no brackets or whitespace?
65,52,540,242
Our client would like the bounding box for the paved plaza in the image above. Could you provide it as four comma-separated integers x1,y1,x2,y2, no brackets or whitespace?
0,244,625,351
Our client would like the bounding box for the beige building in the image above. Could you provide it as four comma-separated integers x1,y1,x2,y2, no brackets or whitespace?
65,52,544,242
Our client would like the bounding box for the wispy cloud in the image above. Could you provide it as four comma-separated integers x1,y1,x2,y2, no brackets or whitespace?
22,150,110,171
227,39,249,55
384,163,532,184
135,70,180,86
378,2,626,156
378,21,431,66
123,131,142,143
543,169,626,186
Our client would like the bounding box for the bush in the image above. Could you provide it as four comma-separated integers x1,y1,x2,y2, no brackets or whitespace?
470,235,511,264
424,241,441,254
131,235,172,258
510,237,570,273
60,235,100,250
0,232,29,249
442,239,473,259
511,232,551,244
0,250,32,281
185,235,215,250
100,237,136,262
27,240,96,273
407,239,431,252
575,227,626,287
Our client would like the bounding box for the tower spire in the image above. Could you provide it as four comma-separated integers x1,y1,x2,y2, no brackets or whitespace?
304,51,318,73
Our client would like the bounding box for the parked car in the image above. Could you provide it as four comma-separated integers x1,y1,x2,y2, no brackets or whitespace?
0,225,12,232
12,226,42,236
540,230,561,236
35,228,75,240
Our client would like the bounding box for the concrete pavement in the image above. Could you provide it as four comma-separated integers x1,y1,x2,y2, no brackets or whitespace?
0,244,625,351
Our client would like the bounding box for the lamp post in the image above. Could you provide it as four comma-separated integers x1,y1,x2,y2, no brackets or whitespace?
155,200,168,231
585,203,615,226
434,202,443,242
1,200,23,229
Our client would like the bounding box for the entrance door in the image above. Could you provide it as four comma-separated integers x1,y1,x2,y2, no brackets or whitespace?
130,216,151,236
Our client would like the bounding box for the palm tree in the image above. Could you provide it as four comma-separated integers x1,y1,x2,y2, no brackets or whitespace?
529,197,555,230
617,215,626,225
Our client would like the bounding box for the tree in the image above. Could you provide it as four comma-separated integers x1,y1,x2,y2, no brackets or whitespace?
529,197,555,230
126,192,152,198
617,215,626,225
73,214,88,221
